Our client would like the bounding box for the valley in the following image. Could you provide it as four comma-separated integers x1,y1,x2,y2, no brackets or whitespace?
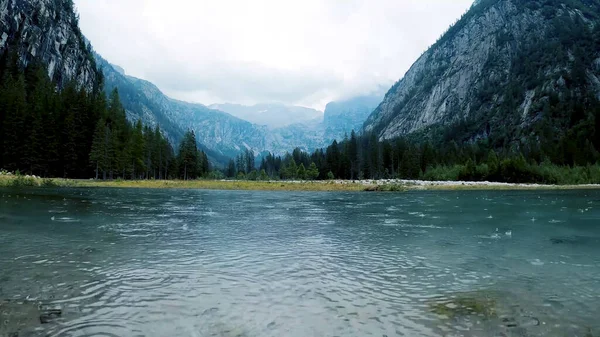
2,0,600,183
2,1,600,337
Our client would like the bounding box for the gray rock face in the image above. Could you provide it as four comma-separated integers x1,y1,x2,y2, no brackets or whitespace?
363,0,600,141
0,0,99,92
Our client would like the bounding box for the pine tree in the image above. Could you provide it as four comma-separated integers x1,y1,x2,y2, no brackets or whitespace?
348,130,359,179
285,158,298,180
201,151,210,176
2,74,27,172
130,120,145,179
298,163,307,180
154,126,164,179
227,159,236,178
307,162,319,180
90,119,106,179
326,140,340,178
236,153,244,174
487,149,499,178
420,142,436,173
245,149,255,173
23,63,51,175
177,130,199,180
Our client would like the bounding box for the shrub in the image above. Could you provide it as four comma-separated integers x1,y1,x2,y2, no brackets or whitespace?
423,165,462,181
10,175,39,187
41,178,58,187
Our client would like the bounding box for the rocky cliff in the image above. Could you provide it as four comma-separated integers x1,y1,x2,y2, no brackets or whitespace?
0,0,99,91
364,0,600,148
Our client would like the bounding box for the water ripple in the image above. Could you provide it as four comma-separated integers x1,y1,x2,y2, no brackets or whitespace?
0,189,599,337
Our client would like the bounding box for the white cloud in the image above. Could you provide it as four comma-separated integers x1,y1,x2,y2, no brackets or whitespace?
74,0,473,110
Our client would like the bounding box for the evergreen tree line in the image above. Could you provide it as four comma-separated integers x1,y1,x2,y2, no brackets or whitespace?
0,53,210,180
226,127,600,184
223,147,319,181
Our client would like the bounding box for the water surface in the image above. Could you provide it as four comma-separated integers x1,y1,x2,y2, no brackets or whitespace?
0,188,599,337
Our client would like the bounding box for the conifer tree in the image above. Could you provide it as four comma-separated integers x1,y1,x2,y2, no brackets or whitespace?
307,162,319,180
2,74,27,172
298,163,307,180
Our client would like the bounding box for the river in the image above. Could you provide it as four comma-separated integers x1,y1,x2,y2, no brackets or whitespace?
0,188,599,337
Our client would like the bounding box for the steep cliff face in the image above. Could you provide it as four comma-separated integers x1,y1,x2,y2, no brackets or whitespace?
0,0,99,91
364,0,600,146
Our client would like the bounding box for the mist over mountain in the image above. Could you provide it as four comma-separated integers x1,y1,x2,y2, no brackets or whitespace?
209,103,322,129
96,56,379,162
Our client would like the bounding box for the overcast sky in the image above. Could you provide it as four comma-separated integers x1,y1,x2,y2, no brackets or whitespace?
74,0,473,110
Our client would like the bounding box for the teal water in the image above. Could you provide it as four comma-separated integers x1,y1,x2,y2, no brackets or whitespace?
0,188,599,337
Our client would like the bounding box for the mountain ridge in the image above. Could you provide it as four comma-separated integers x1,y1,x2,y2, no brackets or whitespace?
97,55,382,160
209,102,322,129
364,0,600,166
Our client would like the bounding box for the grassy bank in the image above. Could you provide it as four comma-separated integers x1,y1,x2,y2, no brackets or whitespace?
1,175,599,192
74,179,374,192
0,175,369,192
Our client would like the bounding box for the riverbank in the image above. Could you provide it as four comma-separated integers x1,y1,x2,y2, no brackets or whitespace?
0,175,370,191
1,174,600,191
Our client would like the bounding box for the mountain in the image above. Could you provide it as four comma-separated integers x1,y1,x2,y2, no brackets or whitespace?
209,103,322,129
259,94,382,154
324,95,383,138
0,0,100,92
214,95,382,150
96,54,271,164
98,55,381,159
364,0,600,163
0,0,181,180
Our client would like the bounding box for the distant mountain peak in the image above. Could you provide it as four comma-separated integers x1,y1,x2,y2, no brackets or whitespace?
209,103,322,129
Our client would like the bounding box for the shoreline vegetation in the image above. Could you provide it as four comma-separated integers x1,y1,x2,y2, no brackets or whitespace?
1,174,599,192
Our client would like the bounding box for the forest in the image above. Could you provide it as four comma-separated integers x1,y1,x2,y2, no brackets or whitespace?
227,126,600,185
0,52,210,180
2,28,600,185
2,51,599,185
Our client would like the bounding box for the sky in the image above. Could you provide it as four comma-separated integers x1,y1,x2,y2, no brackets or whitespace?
74,0,473,110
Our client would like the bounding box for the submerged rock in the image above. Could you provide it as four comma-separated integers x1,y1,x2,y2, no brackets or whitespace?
82,247,96,254
39,309,61,324
429,291,498,319
0,300,40,336
500,315,540,329
0,299,62,336
550,236,597,245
